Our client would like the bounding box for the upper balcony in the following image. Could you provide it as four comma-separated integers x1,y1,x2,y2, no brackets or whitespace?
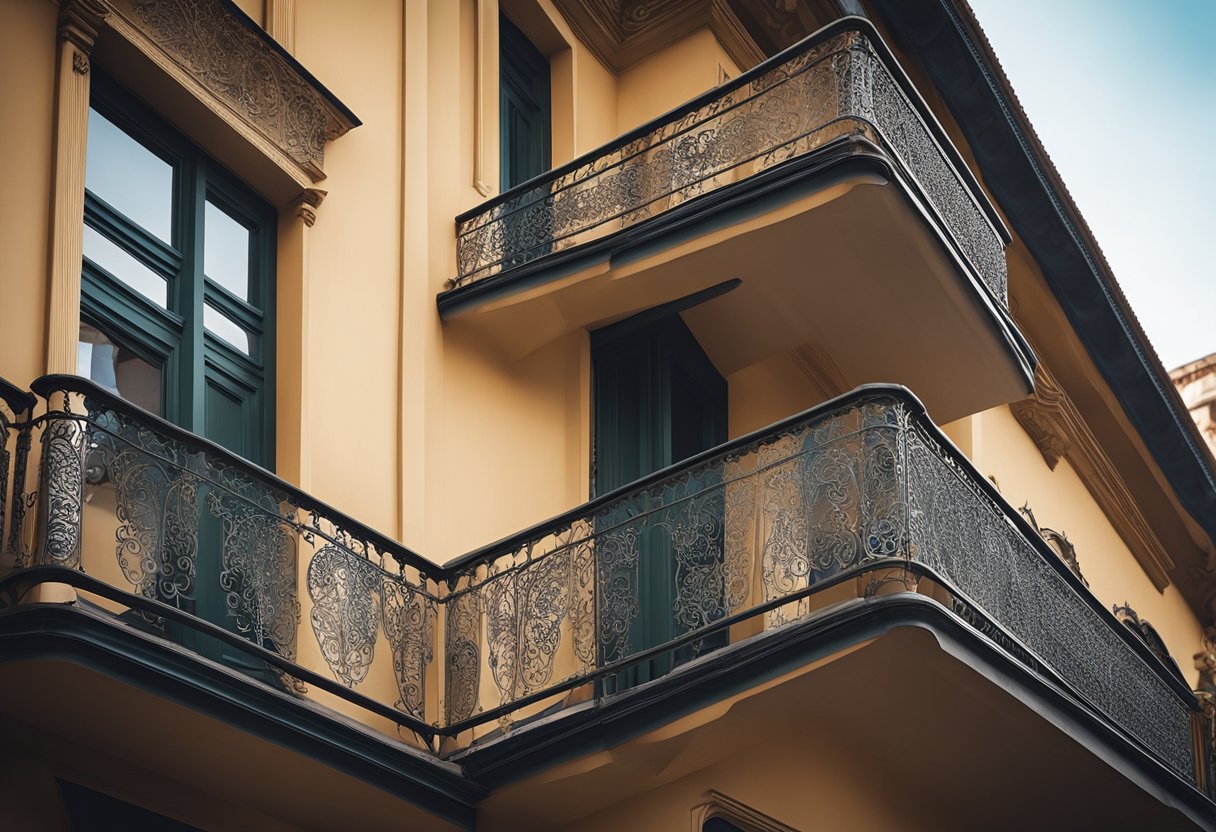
442,18,1034,424
1,374,1213,828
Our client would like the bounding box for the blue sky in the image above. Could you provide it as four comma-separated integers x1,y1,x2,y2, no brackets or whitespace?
968,0,1216,370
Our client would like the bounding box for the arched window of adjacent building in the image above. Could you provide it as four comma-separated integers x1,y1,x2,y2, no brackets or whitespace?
500,9,551,190
692,791,799,832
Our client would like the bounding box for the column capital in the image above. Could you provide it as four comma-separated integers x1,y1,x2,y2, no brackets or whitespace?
58,0,110,55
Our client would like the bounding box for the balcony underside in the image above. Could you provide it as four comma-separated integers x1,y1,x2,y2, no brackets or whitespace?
0,603,478,832
441,145,1034,424
472,595,1213,831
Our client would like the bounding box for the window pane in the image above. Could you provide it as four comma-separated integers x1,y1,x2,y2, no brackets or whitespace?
77,324,162,416
204,200,250,302
85,108,174,244
83,225,168,308
204,303,252,354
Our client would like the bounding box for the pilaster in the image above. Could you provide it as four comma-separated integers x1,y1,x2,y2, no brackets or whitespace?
45,0,109,375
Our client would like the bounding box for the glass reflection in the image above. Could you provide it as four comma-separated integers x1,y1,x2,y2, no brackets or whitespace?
204,303,252,355
85,108,174,244
83,226,168,308
204,200,251,302
77,324,163,415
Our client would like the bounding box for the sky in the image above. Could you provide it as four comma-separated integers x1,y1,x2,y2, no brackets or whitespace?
968,0,1216,370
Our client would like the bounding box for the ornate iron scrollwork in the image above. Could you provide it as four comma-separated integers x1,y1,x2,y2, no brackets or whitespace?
1018,503,1089,588
453,27,1007,303
39,417,87,568
208,481,300,663
1112,602,1185,684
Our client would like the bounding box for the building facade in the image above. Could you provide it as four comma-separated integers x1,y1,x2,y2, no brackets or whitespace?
1174,353,1216,463
1,0,1215,829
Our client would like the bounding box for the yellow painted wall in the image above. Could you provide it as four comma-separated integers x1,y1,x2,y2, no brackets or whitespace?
291,0,405,536
972,406,1204,684
617,27,732,134
726,350,831,438
0,1,56,386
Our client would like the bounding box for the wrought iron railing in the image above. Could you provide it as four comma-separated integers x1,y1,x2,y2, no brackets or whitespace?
451,18,1008,304
0,375,441,748
0,374,1205,788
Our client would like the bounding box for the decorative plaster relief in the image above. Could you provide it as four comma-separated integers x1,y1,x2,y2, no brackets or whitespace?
108,0,357,180
1011,364,1175,590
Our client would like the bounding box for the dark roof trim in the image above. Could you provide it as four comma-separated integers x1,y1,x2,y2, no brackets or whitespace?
869,0,1216,572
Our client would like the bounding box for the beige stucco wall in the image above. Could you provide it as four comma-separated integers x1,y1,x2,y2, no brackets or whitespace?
617,26,736,133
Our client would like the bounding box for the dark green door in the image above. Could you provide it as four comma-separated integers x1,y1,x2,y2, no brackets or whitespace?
500,11,550,191
593,313,727,685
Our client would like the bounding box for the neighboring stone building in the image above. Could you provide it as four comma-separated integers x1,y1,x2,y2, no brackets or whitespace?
1174,352,1216,461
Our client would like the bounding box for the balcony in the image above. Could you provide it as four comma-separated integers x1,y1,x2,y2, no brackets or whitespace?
1,375,1213,827
442,18,1034,424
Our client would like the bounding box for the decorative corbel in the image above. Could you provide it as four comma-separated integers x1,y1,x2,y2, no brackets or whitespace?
294,188,327,228
1197,627,1216,696
1009,369,1072,470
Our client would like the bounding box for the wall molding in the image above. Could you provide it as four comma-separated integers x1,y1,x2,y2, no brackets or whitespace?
791,341,849,399
1011,363,1175,590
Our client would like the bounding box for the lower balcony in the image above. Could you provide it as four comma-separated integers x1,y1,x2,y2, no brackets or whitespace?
0,374,1213,829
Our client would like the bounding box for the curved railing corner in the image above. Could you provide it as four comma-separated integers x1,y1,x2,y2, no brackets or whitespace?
0,372,1211,798
449,17,1009,306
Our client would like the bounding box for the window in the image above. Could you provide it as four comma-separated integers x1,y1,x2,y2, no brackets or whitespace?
79,76,276,469
500,11,551,190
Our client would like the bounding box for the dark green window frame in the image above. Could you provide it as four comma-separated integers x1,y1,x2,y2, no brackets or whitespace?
82,75,276,470
499,11,551,191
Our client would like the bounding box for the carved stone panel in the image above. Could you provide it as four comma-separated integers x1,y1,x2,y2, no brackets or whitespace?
106,0,358,180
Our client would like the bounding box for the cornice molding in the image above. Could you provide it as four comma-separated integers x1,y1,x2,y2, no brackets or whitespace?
791,341,848,398
552,0,766,73
103,0,358,183
1011,364,1175,590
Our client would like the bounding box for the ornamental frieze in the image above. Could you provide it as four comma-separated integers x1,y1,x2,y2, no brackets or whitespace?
106,0,358,179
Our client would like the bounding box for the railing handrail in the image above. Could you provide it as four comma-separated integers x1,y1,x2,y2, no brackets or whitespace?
441,383,923,573
0,377,35,416
29,374,435,579
452,15,1009,247
438,380,1198,707
906,411,1201,707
